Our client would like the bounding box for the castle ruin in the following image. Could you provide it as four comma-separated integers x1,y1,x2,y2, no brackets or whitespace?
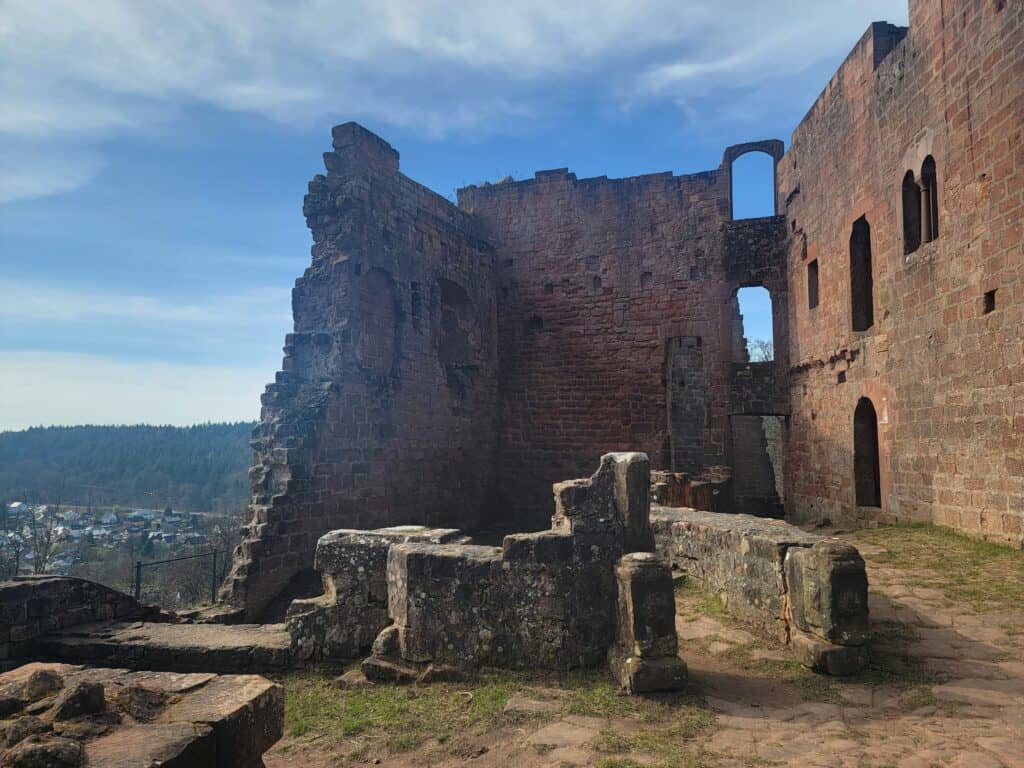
221,0,1023,621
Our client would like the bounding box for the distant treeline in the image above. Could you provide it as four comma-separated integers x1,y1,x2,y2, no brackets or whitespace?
0,423,256,513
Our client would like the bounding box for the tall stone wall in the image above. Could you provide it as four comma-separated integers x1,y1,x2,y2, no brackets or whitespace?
459,163,789,528
779,2,1024,545
223,124,500,619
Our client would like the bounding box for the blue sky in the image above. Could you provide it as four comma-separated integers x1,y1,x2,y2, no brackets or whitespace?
0,1,908,430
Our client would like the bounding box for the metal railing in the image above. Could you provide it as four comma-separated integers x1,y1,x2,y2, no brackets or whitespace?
133,550,227,605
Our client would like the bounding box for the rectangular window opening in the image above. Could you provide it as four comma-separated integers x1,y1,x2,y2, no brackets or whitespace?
983,289,997,314
807,259,819,309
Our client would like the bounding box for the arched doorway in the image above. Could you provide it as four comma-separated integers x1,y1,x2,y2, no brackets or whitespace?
853,397,881,508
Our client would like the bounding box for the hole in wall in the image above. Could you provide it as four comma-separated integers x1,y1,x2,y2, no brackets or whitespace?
735,286,774,361
983,289,997,314
640,272,653,289
731,151,775,219
837,371,847,384
593,276,602,291
544,283,554,294
528,315,544,331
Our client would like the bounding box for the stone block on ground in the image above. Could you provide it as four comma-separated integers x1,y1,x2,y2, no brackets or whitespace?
608,553,687,693
0,663,283,768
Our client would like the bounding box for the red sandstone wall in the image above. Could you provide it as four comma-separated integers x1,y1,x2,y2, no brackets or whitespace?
460,167,789,527
779,2,1023,545
224,124,499,618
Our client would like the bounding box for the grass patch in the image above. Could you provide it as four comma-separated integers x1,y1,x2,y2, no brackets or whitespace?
849,523,1024,612
283,666,716,760
282,668,525,759
593,715,716,768
674,577,726,620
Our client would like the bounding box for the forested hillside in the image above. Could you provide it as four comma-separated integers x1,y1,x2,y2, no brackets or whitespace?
0,423,255,512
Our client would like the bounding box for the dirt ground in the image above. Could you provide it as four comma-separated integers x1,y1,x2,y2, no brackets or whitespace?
264,525,1024,768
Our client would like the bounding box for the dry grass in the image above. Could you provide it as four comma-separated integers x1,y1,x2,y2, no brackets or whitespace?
848,523,1024,612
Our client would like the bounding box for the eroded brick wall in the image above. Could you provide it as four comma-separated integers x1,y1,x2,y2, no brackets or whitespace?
460,167,789,528
780,3,1024,545
223,124,499,618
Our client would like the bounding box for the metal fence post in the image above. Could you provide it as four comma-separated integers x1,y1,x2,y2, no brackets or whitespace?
210,551,218,604
134,560,142,600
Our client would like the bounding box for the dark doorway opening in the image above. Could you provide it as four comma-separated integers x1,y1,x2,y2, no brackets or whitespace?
854,397,881,508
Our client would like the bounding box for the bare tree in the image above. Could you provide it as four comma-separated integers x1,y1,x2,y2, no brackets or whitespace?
28,489,64,575
749,338,774,362
0,533,23,579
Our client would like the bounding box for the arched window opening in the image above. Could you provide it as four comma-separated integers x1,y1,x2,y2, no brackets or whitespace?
854,398,881,507
850,216,874,332
902,171,921,254
731,152,775,220
735,286,774,361
921,155,939,243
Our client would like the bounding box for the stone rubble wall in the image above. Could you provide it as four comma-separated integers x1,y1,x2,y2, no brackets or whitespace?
221,122,500,619
651,507,869,674
285,525,469,661
651,468,733,512
0,577,160,671
365,453,680,677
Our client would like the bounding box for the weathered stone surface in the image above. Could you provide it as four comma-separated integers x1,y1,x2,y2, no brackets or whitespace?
0,717,50,749
0,578,160,671
34,621,293,674
286,526,468,661
158,675,283,768
651,506,868,673
45,684,104,722
20,672,61,704
785,541,869,646
0,665,282,768
1,735,81,767
608,553,686,693
84,724,215,768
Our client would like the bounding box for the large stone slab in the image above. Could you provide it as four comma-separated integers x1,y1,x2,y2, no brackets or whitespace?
33,621,293,673
0,663,283,768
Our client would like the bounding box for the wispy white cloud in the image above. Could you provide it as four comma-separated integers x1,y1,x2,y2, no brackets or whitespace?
0,351,268,430
0,0,909,201
0,279,291,330
0,148,102,204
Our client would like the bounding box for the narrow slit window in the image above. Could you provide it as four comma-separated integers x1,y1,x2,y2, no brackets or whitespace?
902,171,921,254
807,259,819,309
850,216,874,332
921,155,939,243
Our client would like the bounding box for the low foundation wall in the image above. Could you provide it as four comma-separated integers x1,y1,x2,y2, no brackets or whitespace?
651,507,869,674
0,576,157,669
365,453,685,689
285,526,469,660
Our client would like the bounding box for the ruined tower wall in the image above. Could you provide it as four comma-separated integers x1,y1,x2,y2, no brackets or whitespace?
223,124,499,618
779,2,1024,544
459,168,788,527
